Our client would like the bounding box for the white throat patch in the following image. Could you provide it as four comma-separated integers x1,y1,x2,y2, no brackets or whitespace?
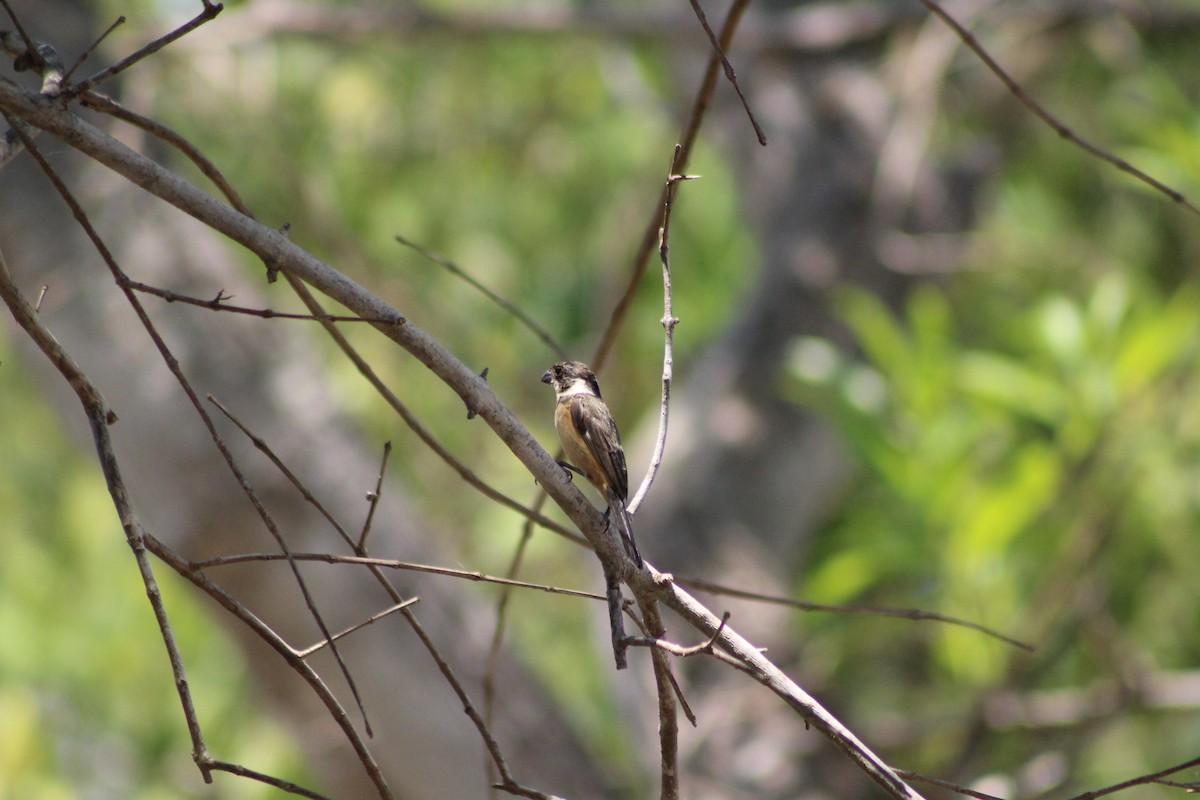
558,378,596,398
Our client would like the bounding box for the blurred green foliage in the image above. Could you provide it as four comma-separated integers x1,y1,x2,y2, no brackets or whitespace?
787,28,1200,790
0,334,308,798
5,0,1200,796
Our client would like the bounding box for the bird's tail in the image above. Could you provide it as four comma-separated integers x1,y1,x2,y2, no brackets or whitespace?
607,496,642,568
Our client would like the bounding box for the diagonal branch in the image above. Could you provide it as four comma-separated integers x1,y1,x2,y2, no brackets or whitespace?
915,0,1200,218
0,79,927,800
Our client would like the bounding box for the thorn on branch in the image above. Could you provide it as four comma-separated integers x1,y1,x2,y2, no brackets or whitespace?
466,367,489,419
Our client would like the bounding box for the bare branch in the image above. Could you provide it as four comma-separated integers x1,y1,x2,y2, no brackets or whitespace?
296,599,420,658
915,0,1200,218
0,245,216,785
396,233,565,359
893,770,1004,800
122,277,392,322
677,576,1034,651
72,1,224,94
685,0,765,145
628,145,690,516
204,760,332,799
646,571,928,800
3,111,383,769
64,16,126,81
590,0,752,373
358,441,391,550
193,551,606,602
79,90,253,212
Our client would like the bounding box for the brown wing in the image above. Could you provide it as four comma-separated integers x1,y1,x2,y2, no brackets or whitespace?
569,394,629,502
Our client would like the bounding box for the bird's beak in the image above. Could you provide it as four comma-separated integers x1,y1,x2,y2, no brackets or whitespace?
540,370,552,385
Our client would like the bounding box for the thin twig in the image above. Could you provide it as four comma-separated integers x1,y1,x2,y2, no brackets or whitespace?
193,551,606,601
636,595,679,799
396,233,565,358
677,576,1034,651
1066,754,1200,800
358,442,391,550
915,0,1200,218
0,74,925,799
79,90,253,212
0,246,213,784
685,0,765,145
65,16,126,81
893,770,1004,800
590,0,751,373
283,273,586,547
628,145,690,515
3,115,384,777
205,758,335,800
484,508,540,728
296,599,420,658
208,394,359,548
123,277,392,322
143,533,392,796
72,0,225,94
645,572,928,800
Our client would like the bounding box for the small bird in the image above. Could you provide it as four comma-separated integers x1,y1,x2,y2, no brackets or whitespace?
541,360,642,567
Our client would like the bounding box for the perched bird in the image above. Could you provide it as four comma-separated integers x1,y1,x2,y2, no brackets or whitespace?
541,360,642,567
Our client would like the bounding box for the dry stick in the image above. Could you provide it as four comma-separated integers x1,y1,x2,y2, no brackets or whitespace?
489,0,753,688
651,577,926,800
677,576,1034,652
628,146,694,798
208,396,361,549
80,90,253,214
685,0,765,146
0,0,37,59
628,145,689,516
194,552,606,602
205,390,546,798
1067,754,1200,800
122,277,392,322
64,15,126,82
590,0,751,374
915,0,1200,218
142,532,389,796
287,272,586,546
2,114,384,781
0,86,924,800
396,233,565,359
204,760,333,800
72,0,224,95
893,770,1004,800
625,611,730,659
0,248,214,782
640,593,680,800
92,84,576,790
297,599,421,658
84,81,585,548
358,442,391,550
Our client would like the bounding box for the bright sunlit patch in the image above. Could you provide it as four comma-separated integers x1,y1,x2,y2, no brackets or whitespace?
787,336,840,383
